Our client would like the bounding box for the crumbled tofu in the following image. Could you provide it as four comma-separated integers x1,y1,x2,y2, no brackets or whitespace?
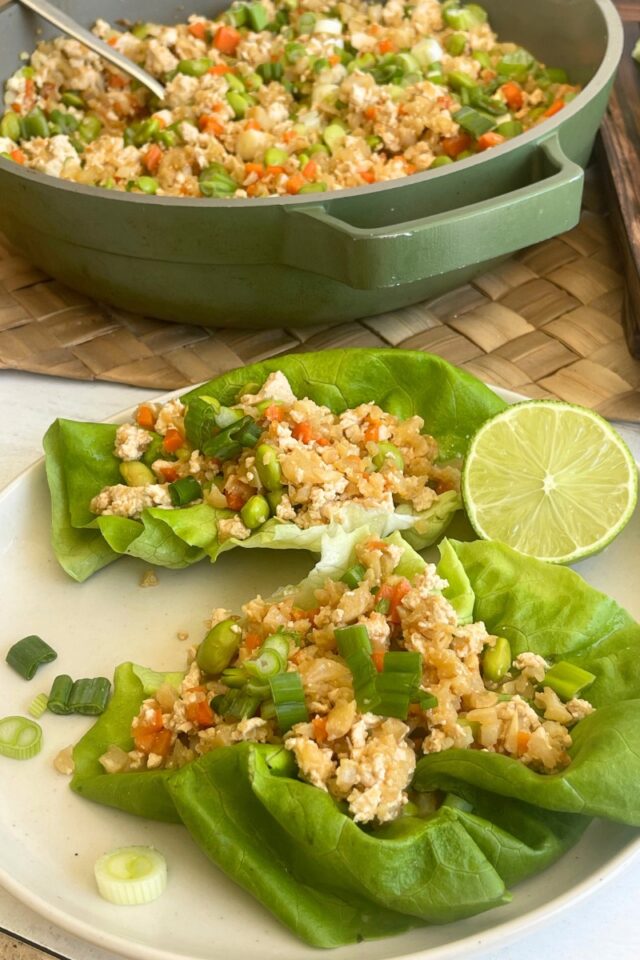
242,371,297,406
154,398,186,436
90,483,172,518
140,569,159,588
217,516,251,542
114,423,153,461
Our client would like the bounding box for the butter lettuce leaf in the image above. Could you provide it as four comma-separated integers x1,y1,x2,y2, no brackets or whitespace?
44,349,505,580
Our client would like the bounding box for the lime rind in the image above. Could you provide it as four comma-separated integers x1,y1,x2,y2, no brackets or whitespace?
462,400,638,564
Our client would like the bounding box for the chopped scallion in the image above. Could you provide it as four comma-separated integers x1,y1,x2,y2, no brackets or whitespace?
0,716,43,760
28,693,49,718
269,672,308,732
47,674,74,715
68,677,111,716
6,635,57,680
543,661,596,701
168,477,203,506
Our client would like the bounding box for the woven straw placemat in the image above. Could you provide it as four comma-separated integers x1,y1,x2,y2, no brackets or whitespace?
1,169,639,421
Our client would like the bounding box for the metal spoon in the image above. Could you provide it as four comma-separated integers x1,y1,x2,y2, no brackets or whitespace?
15,0,166,101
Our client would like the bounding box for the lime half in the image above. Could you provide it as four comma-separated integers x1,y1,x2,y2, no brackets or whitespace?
462,400,638,563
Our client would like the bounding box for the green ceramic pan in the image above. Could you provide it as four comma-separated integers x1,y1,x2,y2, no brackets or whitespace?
0,0,623,328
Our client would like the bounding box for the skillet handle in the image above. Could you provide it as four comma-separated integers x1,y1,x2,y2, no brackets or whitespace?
281,135,583,290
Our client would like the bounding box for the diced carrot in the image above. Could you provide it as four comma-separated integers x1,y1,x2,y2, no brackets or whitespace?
264,403,284,421
186,699,215,728
244,118,262,130
244,632,262,652
404,161,417,174
517,731,531,755
136,403,156,429
188,21,207,39
364,419,380,442
283,129,297,143
163,428,184,453
377,38,395,54
245,162,265,177
226,490,246,511
11,103,22,114
481,68,497,82
328,54,341,66
246,182,260,197
389,578,411,623
286,172,306,194
292,422,314,443
159,465,178,483
214,25,241,55
107,35,118,46
359,169,376,184
476,131,506,151
199,114,225,135
107,72,128,89
371,651,385,672
134,728,172,755
10,149,26,165
544,98,565,118
209,64,232,76
312,716,328,743
500,81,523,111
143,143,163,174
364,105,377,121
437,94,453,110
136,702,164,733
442,133,471,158
265,164,285,176
316,436,330,446
368,540,389,551
368,23,381,35
302,159,318,179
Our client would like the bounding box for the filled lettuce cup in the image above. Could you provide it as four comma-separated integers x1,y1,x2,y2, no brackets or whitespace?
69,528,640,946
43,349,505,580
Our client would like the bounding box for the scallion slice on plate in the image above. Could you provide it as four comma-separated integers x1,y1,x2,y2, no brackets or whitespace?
5,635,57,680
94,846,167,905
0,716,43,760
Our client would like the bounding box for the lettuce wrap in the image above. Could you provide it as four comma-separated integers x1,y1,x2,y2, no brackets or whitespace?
43,349,505,581
68,530,640,946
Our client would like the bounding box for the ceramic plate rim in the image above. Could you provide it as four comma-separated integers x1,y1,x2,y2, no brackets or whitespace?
1,382,639,960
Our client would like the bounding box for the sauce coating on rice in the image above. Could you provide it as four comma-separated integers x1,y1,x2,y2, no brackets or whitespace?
101,537,594,824
1,1,578,197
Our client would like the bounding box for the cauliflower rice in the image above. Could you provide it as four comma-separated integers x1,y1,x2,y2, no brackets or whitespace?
1,1,578,197
101,536,594,825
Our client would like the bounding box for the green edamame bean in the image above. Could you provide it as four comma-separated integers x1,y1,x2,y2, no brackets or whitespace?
24,108,50,139
298,181,327,193
1,112,21,142
226,73,246,93
136,176,159,194
177,57,213,77
266,488,284,513
481,637,512,683
61,90,86,108
264,146,288,167
227,91,250,118
78,115,102,143
119,461,155,486
197,618,242,675
372,442,404,471
241,494,271,529
255,443,282,491
430,155,453,168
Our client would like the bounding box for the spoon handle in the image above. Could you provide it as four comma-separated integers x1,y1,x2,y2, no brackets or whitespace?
15,0,166,101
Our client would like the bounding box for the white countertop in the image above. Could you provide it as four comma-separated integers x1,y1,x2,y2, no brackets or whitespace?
1,368,639,960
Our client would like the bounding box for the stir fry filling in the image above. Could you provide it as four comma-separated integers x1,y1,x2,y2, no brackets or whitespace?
1,1,579,197
100,538,594,824
89,371,459,534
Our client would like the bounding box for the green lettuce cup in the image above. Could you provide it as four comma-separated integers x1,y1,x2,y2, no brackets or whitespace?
66,528,640,947
43,348,505,581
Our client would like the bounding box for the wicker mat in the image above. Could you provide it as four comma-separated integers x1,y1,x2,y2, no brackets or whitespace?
1,170,640,421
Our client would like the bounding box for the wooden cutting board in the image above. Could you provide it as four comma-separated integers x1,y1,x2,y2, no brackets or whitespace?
599,0,640,358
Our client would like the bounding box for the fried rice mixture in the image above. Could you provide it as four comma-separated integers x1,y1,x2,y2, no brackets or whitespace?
1,1,578,197
89,371,459,535
101,537,594,824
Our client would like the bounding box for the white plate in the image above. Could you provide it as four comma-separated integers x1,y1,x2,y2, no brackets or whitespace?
0,387,639,960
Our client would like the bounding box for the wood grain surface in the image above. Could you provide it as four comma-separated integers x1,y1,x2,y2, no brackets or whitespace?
599,0,640,357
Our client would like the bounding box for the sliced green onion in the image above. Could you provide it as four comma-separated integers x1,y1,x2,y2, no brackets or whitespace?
495,120,524,139
376,652,422,719
335,624,372,658
220,666,247,688
341,563,367,589
215,405,244,428
0,716,43,760
543,661,596,701
47,674,74,714
374,597,391,615
244,648,284,680
94,846,167,905
497,48,534,80
262,631,292,662
68,677,111,716
28,693,49,719
447,70,478,92
414,690,438,710
269,672,308,732
482,637,512,683
260,698,277,720
168,477,203,506
203,415,261,459
453,106,495,137
6,635,57,680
